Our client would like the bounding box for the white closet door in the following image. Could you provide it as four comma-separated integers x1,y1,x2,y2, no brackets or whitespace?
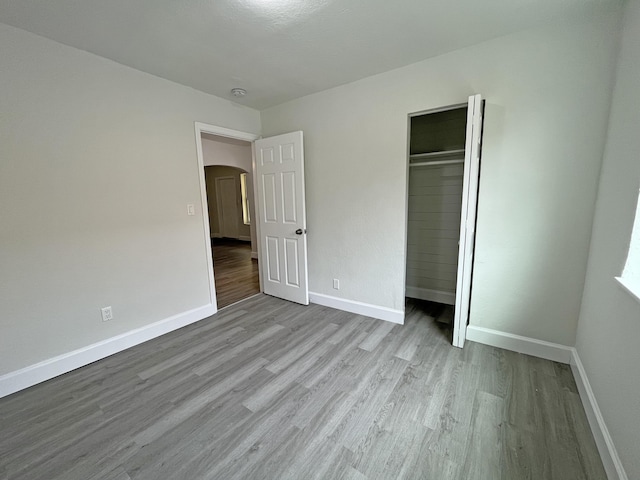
453,94,484,348
254,131,309,305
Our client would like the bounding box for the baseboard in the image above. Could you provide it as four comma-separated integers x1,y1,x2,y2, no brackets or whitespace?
238,236,251,242
571,350,628,480
405,286,455,305
251,251,258,260
211,232,222,238
465,325,573,364
0,304,216,399
309,292,404,324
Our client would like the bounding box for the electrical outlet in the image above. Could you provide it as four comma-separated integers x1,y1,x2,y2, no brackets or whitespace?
187,204,195,216
333,279,340,290
101,306,113,322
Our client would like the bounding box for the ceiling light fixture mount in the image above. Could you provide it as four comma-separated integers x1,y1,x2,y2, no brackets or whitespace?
231,88,247,97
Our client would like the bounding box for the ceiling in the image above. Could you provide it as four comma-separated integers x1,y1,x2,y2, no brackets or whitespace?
0,0,619,109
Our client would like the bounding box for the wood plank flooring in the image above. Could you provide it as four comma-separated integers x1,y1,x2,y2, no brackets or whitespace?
212,238,259,308
0,296,606,480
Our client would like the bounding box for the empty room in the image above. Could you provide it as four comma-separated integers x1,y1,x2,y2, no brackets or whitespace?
1,1,638,479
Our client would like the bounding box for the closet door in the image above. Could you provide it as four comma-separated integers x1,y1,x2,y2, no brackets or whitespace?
453,94,483,348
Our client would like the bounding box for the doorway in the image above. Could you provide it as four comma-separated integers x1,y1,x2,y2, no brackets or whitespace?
404,95,484,347
194,124,260,310
194,123,310,312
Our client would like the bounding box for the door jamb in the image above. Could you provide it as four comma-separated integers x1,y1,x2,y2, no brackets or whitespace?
194,122,261,310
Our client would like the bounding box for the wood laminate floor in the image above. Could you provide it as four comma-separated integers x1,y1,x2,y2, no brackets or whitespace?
0,295,605,480
212,238,260,308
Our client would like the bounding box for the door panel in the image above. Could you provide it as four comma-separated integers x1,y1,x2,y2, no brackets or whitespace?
266,236,280,282
282,143,295,163
282,172,297,223
255,131,309,305
261,147,275,166
284,238,300,287
216,176,239,239
453,94,484,348
262,174,278,223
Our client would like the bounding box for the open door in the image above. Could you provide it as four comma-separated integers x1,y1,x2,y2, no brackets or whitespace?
254,131,309,305
453,94,484,348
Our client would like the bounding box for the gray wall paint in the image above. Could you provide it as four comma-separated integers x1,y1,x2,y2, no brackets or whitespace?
260,10,621,346
0,24,260,375
576,0,640,477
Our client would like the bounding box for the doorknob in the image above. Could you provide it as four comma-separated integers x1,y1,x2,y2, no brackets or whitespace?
295,228,306,235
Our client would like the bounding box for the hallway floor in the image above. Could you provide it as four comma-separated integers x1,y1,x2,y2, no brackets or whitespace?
212,238,259,308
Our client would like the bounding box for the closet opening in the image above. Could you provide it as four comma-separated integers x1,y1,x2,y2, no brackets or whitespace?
405,96,484,347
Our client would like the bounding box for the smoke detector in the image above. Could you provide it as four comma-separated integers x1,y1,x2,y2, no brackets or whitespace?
231,88,247,98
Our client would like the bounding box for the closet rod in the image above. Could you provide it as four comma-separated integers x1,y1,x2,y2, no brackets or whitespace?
410,159,464,167
410,149,465,160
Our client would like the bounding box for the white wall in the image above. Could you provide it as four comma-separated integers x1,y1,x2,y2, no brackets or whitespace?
0,23,260,375
202,136,252,170
260,9,621,345
575,1,640,477
201,136,258,253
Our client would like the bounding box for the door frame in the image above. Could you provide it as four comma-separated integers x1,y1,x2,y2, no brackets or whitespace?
194,122,261,310
403,98,482,348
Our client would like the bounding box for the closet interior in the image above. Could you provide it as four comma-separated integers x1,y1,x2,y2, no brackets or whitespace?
405,105,468,318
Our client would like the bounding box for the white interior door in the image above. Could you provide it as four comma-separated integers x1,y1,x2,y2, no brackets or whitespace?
453,94,484,348
254,131,309,305
216,176,239,239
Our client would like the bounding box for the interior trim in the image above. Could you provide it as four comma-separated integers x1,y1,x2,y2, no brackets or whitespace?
466,325,573,363
309,292,404,324
571,349,629,480
0,304,216,399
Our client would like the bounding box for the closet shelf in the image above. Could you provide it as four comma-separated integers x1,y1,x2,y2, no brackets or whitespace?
409,149,465,160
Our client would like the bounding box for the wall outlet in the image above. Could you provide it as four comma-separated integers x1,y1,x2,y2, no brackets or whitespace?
333,279,340,290
101,306,113,322
187,204,195,216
